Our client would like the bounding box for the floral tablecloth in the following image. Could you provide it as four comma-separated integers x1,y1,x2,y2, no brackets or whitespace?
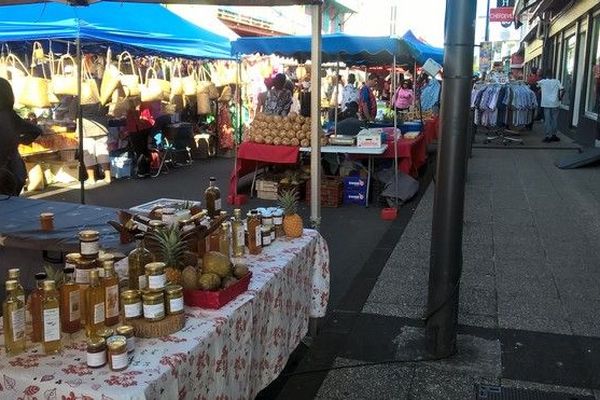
0,229,330,400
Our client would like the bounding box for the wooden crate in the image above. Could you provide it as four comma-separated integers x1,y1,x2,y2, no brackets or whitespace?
257,189,279,200
305,176,343,207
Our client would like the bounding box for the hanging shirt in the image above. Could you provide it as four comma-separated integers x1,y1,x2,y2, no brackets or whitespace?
537,79,563,108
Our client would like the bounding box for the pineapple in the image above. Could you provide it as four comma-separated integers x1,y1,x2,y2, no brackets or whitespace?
278,189,303,238
149,225,186,284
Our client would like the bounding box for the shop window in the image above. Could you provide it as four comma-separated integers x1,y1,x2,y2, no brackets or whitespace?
585,14,600,116
561,34,576,107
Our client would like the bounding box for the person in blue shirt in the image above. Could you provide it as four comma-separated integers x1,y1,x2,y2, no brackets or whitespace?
358,74,378,122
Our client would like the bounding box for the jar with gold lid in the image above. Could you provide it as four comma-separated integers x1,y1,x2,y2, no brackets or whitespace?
116,325,135,353
165,284,184,315
121,290,142,320
97,327,114,341
148,220,166,231
261,226,272,247
145,262,166,291
79,230,100,259
142,291,165,321
273,210,284,238
40,212,54,231
75,257,97,285
86,337,107,368
106,335,128,371
65,253,81,270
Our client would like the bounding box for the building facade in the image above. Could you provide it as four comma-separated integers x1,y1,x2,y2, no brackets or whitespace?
515,0,600,145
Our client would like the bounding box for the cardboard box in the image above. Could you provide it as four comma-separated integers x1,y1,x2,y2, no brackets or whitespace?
343,190,367,206
110,155,133,179
357,129,383,148
343,176,367,192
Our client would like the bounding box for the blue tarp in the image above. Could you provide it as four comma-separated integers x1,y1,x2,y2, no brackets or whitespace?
401,30,444,65
231,31,444,66
231,33,414,65
0,2,232,59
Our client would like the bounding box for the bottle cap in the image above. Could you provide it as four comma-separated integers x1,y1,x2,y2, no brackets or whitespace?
5,280,18,291
7,268,19,279
89,269,99,280
209,177,216,181
42,280,56,292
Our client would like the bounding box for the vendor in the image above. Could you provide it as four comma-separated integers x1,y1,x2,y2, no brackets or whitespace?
264,73,292,116
335,101,363,136
0,78,42,196
358,74,378,122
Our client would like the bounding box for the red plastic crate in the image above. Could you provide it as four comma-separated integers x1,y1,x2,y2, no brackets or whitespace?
183,272,252,309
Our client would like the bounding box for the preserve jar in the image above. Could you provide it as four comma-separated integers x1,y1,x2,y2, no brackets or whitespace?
79,230,100,259
98,327,114,341
75,257,97,285
65,253,81,270
142,291,165,321
273,210,284,238
116,325,135,353
145,262,166,291
165,284,184,315
107,335,128,371
40,213,54,231
86,337,107,368
121,290,142,320
261,226,272,246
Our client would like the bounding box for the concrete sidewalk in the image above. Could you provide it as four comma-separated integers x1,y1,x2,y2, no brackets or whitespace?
286,146,600,399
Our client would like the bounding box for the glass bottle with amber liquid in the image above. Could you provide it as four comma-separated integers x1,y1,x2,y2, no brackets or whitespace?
204,177,222,218
128,234,153,290
101,261,120,327
29,272,47,343
3,280,26,356
60,268,81,334
231,209,245,257
7,268,25,305
247,210,262,255
42,280,62,354
85,269,105,338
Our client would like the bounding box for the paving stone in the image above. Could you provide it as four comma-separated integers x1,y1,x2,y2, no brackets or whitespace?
498,315,572,335
408,366,480,400
500,378,597,397
362,302,425,319
492,208,535,227
459,287,497,316
459,312,498,329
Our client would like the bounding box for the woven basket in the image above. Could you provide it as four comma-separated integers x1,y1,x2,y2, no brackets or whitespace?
305,176,343,207
59,149,77,161
128,313,185,338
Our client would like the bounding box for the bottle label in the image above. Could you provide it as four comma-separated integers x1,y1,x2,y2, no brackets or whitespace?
262,234,271,246
255,225,262,248
270,230,275,241
93,302,105,324
43,307,60,342
105,284,119,319
124,301,142,318
143,302,165,319
87,350,107,367
80,241,99,256
111,352,129,370
138,275,148,290
69,290,81,322
17,294,25,305
137,223,148,232
214,198,222,212
75,268,91,285
273,216,283,225
169,297,184,313
148,274,166,290
11,307,25,341
98,268,105,279
235,228,245,247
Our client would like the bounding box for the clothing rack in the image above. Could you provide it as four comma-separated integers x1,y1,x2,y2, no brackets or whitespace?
471,81,538,145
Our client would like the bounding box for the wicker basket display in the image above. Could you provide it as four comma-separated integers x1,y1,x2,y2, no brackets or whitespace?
128,313,185,338
305,176,343,207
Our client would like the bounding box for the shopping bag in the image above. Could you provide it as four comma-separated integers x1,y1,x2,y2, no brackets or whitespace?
52,54,78,96
197,66,219,100
141,67,169,102
80,58,100,105
182,65,197,96
170,60,183,98
15,45,52,108
100,48,121,105
117,51,140,97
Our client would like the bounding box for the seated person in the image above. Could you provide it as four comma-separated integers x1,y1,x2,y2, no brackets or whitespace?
334,101,363,136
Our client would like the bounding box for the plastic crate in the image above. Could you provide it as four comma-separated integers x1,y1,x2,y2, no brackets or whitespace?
306,176,343,207
183,272,252,309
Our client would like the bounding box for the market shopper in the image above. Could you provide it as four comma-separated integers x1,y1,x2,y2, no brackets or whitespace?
0,78,42,196
264,73,293,116
341,73,358,111
537,71,564,143
391,80,414,114
358,74,378,122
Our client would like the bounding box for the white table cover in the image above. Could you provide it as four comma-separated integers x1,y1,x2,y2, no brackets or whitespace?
0,229,329,400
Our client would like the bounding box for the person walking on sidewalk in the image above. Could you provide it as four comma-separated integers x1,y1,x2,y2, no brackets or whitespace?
537,71,564,143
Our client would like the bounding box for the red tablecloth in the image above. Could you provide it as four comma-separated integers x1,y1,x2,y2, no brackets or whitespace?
378,130,427,177
423,116,440,145
229,142,299,202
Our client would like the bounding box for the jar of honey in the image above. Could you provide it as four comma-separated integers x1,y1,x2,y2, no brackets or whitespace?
115,325,135,354
142,291,165,322
145,262,166,291
165,284,184,315
79,230,100,259
121,290,142,320
86,337,107,368
107,335,128,371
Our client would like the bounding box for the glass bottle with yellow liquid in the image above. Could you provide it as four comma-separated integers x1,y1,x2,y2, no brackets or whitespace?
42,280,62,354
60,267,81,334
85,269,105,338
231,209,245,257
218,222,231,257
128,234,153,290
7,268,25,305
204,177,222,218
3,280,26,356
101,261,120,327
29,272,47,343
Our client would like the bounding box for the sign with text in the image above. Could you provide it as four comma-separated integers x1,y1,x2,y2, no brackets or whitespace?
496,0,515,6
490,7,514,22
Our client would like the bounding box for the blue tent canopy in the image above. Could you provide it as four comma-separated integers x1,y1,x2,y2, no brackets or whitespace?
401,30,444,65
0,2,232,59
231,33,414,65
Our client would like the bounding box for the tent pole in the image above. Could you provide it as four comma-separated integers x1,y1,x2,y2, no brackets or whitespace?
76,35,85,205
334,60,339,136
235,57,242,200
309,3,322,230
413,60,417,106
392,55,398,209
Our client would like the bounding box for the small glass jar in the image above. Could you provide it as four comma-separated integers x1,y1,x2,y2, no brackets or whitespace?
161,208,177,227
79,230,100,259
261,226,272,246
116,325,135,353
86,337,107,368
145,262,166,291
121,290,142,320
40,212,54,231
268,224,275,242
142,291,165,321
75,257,97,285
261,211,273,227
273,210,284,238
107,335,128,371
165,284,184,315
65,253,81,270
97,327,114,341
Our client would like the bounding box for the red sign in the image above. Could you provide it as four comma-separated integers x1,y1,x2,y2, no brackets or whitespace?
489,7,514,22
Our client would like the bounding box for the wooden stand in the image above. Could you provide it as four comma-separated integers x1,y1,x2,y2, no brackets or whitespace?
128,314,185,338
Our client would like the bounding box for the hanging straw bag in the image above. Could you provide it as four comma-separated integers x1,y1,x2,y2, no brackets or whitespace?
117,51,140,97
100,48,121,105
141,67,168,102
169,60,184,98
107,87,131,118
13,43,52,108
80,57,100,105
51,54,78,96
197,66,219,100
183,64,198,96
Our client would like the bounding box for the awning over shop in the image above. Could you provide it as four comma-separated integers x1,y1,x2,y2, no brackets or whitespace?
0,2,233,58
524,39,543,63
400,30,444,65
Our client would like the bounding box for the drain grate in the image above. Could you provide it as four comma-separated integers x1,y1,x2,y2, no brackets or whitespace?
476,384,595,400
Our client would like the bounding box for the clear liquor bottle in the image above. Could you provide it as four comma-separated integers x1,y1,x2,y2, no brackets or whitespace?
42,280,62,354
231,209,245,257
7,268,25,305
3,280,26,356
